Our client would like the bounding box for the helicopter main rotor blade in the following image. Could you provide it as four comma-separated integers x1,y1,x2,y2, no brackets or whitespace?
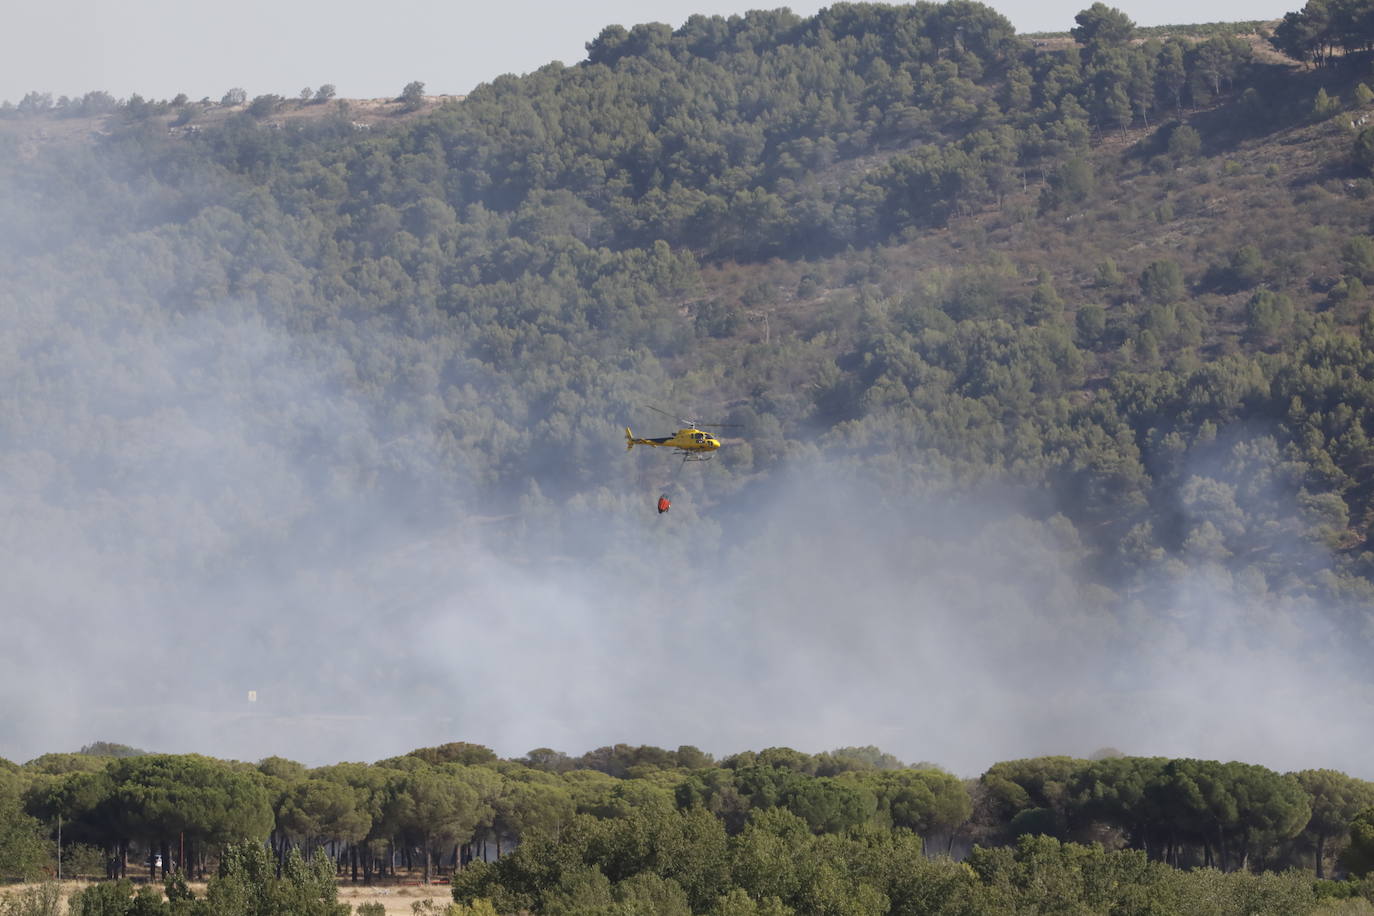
644,405,744,429
645,405,686,424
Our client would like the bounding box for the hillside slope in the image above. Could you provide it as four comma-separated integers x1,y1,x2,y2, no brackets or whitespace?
2,1,1374,768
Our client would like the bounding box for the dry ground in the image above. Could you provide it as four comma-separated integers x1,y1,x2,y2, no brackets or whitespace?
337,881,454,914
0,878,453,915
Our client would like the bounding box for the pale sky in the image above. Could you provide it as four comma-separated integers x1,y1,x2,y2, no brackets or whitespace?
3,0,1288,105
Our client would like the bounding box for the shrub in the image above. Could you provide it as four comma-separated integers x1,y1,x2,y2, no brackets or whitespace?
0,884,61,916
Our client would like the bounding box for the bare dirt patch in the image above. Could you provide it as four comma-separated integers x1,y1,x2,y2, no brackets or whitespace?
338,881,453,914
0,878,453,915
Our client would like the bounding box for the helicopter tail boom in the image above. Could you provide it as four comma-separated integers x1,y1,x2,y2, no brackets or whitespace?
626,426,680,449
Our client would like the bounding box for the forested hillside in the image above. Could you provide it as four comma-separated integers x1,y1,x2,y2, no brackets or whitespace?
3,0,1374,788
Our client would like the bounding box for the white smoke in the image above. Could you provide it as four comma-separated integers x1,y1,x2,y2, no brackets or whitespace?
2,193,1370,782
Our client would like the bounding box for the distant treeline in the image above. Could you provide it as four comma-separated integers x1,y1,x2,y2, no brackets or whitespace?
1,0,1280,262
1273,0,1374,68
3,742,1374,914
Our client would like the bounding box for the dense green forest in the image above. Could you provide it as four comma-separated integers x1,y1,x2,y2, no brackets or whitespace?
3,741,1374,914
5,0,1374,909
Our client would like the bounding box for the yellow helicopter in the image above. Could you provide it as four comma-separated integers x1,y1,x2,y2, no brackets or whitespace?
625,407,738,464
